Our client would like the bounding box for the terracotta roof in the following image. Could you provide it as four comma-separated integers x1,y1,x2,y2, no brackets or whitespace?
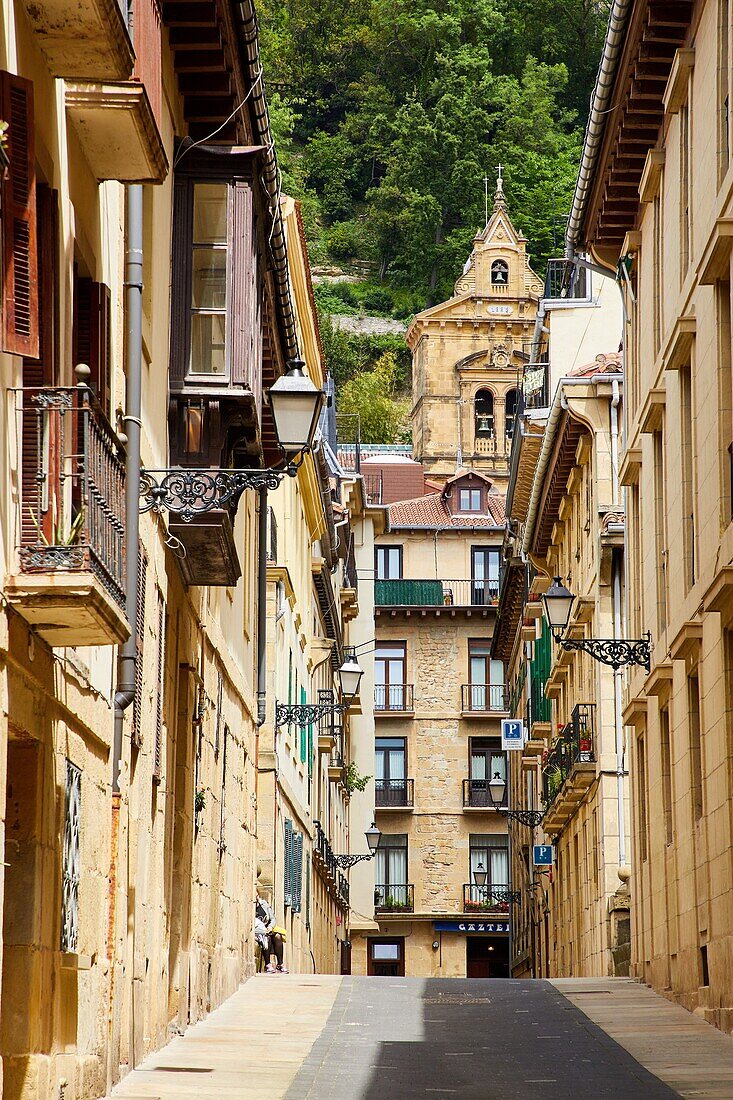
389,491,505,529
568,351,623,377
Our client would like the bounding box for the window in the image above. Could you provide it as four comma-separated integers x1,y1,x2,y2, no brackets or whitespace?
375,643,407,711
468,739,507,808
468,640,504,710
375,737,407,806
170,147,261,392
491,259,508,286
61,760,81,953
720,0,731,184
680,362,696,588
637,733,648,862
376,545,403,580
688,672,703,821
660,706,673,846
153,590,166,783
474,389,494,439
653,194,663,352
717,280,733,522
505,388,518,441
131,546,148,749
468,834,509,904
459,488,482,512
680,100,692,281
73,271,112,416
375,834,408,907
471,547,500,604
653,425,667,634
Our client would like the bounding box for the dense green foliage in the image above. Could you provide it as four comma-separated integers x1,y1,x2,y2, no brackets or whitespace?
261,0,609,302
262,0,609,441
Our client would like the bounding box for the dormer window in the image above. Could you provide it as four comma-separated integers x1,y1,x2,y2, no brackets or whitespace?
491,259,508,286
458,488,482,512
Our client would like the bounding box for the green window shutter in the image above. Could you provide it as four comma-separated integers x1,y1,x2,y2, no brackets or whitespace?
293,832,303,913
284,819,293,907
307,719,313,776
300,686,307,763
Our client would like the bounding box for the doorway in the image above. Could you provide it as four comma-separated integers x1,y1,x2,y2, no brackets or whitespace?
466,936,509,978
367,938,405,977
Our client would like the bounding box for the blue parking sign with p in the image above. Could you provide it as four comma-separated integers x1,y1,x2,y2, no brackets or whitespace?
501,718,524,749
534,845,553,867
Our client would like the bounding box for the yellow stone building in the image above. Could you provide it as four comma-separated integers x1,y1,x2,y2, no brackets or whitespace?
569,0,733,1031
0,6,369,1099
407,176,542,488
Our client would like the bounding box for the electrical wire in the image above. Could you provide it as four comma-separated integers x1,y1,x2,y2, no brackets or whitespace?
173,70,264,169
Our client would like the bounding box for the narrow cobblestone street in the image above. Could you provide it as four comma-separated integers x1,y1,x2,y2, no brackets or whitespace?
110,976,733,1100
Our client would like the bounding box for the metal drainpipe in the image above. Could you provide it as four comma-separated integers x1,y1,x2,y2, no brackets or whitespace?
257,487,268,726
112,184,143,790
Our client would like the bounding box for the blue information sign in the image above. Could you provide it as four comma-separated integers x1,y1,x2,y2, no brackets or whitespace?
501,718,524,750
533,844,553,867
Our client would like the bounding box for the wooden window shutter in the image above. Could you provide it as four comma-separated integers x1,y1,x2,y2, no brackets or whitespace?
132,545,148,748
1,72,38,358
293,832,303,913
153,589,165,782
284,819,293,908
229,181,261,411
73,276,111,416
218,724,228,856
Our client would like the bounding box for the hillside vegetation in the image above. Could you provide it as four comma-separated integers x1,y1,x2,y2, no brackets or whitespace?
260,0,610,438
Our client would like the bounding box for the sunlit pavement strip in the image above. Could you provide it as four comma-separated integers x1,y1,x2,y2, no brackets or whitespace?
109,974,733,1100
109,975,342,1100
551,977,733,1099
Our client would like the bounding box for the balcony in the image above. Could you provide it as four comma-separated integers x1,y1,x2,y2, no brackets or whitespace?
375,578,499,610
20,0,133,79
313,821,349,909
541,703,596,834
463,884,512,916
7,386,129,646
65,82,168,183
375,779,414,811
374,884,414,914
374,684,414,715
461,683,509,715
462,779,508,810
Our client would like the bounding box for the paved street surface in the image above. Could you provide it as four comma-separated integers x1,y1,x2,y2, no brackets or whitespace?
111,975,733,1100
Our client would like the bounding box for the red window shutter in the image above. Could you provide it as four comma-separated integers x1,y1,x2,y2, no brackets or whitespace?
133,0,162,130
20,185,58,547
1,71,38,358
73,275,111,416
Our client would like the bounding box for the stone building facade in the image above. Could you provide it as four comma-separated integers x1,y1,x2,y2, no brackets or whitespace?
406,178,542,488
570,0,733,1030
350,476,511,978
0,5,372,1099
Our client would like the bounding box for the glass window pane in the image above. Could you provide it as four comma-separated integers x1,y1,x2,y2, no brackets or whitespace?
191,248,227,310
190,313,226,375
193,182,228,244
372,944,399,960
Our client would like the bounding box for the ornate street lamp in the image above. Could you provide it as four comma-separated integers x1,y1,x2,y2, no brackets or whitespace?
275,651,365,729
139,359,326,520
488,770,545,829
334,822,382,869
337,648,364,702
472,860,520,905
542,576,652,672
473,862,488,888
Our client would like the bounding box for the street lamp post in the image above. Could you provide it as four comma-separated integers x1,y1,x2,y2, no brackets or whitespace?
334,822,382,869
488,772,545,828
541,576,652,672
472,862,521,906
274,650,365,728
140,359,326,519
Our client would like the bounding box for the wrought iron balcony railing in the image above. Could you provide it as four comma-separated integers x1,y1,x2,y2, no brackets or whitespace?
375,578,500,608
462,778,508,809
542,703,596,809
16,385,126,608
544,257,589,301
461,683,509,713
463,883,517,913
375,778,414,809
374,684,414,713
313,820,350,908
374,884,414,913
362,471,383,504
